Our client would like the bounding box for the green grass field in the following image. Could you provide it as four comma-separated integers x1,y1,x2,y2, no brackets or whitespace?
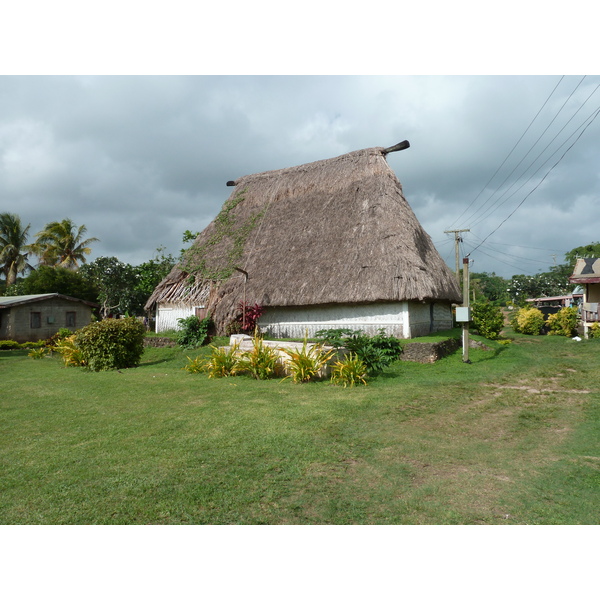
1,330,598,524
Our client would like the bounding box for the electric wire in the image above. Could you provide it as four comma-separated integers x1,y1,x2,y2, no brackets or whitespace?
468,104,600,257
464,76,588,228
468,83,600,229
448,76,565,229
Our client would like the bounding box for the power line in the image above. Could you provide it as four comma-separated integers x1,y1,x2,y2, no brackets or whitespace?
449,76,565,229
468,104,600,257
464,76,588,228
468,82,600,228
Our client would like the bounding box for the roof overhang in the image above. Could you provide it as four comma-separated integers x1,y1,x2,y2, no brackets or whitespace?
569,277,600,284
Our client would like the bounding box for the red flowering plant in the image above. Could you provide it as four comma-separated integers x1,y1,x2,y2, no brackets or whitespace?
234,302,264,334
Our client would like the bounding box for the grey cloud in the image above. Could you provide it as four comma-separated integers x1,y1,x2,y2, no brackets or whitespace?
1,75,599,279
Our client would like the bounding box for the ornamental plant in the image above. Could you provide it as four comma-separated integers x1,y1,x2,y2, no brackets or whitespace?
282,339,335,383
53,334,86,367
75,317,145,371
546,307,579,337
203,343,242,378
471,301,505,340
510,307,545,335
238,333,281,380
330,353,368,387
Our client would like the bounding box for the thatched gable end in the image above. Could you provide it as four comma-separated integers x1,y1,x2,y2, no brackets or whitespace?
146,146,462,333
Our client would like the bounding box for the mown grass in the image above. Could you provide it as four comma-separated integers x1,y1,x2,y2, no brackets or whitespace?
1,330,598,524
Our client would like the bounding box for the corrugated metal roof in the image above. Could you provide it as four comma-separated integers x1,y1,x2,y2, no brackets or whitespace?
0,294,99,309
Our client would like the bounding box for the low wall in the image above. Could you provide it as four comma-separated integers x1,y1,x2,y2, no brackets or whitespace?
400,338,461,363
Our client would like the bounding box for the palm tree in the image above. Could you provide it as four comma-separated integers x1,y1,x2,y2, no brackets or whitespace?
31,218,99,270
0,212,34,287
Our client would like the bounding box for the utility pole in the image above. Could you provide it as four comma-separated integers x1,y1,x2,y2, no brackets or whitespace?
444,229,470,283
462,257,471,363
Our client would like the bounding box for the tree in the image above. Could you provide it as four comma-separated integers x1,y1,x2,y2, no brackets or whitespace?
133,246,176,300
31,218,99,269
470,272,510,305
5,265,99,302
564,242,600,266
80,257,137,317
0,212,34,287
80,250,176,318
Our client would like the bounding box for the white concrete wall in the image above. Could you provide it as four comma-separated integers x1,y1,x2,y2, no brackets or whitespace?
260,301,455,339
259,302,410,339
156,305,196,332
408,301,454,338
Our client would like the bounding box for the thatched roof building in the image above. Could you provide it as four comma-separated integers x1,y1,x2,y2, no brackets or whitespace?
146,144,462,338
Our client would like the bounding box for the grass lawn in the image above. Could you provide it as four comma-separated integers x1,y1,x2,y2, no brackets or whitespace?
1,330,599,524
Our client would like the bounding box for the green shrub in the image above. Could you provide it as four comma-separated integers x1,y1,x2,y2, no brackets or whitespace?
315,328,359,348
589,323,600,339
330,353,368,387
315,328,402,376
344,330,402,375
75,317,146,371
546,307,579,337
282,339,335,383
203,344,242,378
0,340,21,350
471,301,505,340
510,307,545,335
176,314,212,348
21,340,47,349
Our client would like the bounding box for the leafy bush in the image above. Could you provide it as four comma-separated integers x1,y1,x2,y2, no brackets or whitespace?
589,322,600,339
546,307,579,337
344,330,402,375
282,339,335,383
75,317,145,371
471,301,505,339
47,328,73,348
510,307,545,335
203,344,242,378
316,328,402,375
0,340,21,350
176,314,212,348
330,353,368,387
238,333,281,380
315,328,359,348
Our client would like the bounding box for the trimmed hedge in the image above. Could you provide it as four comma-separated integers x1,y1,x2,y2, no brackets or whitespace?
75,317,146,371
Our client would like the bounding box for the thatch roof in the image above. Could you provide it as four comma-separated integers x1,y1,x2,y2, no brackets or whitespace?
146,146,462,330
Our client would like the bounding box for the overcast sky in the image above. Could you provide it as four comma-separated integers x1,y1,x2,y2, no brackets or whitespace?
2,74,599,279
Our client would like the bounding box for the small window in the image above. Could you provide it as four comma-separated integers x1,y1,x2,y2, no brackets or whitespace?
30,312,41,328
66,312,76,328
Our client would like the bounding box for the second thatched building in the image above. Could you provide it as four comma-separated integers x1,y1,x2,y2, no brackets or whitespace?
145,144,462,338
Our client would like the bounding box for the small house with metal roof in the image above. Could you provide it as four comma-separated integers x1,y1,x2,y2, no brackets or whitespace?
0,294,99,343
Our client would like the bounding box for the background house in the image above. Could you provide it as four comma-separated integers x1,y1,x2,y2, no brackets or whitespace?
146,145,462,338
569,258,600,337
0,294,99,343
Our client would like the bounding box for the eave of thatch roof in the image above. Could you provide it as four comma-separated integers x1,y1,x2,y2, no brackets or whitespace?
146,146,462,327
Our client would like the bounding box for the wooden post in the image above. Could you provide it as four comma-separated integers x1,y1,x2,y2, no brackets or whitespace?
234,268,249,331
462,257,470,363
444,229,470,284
